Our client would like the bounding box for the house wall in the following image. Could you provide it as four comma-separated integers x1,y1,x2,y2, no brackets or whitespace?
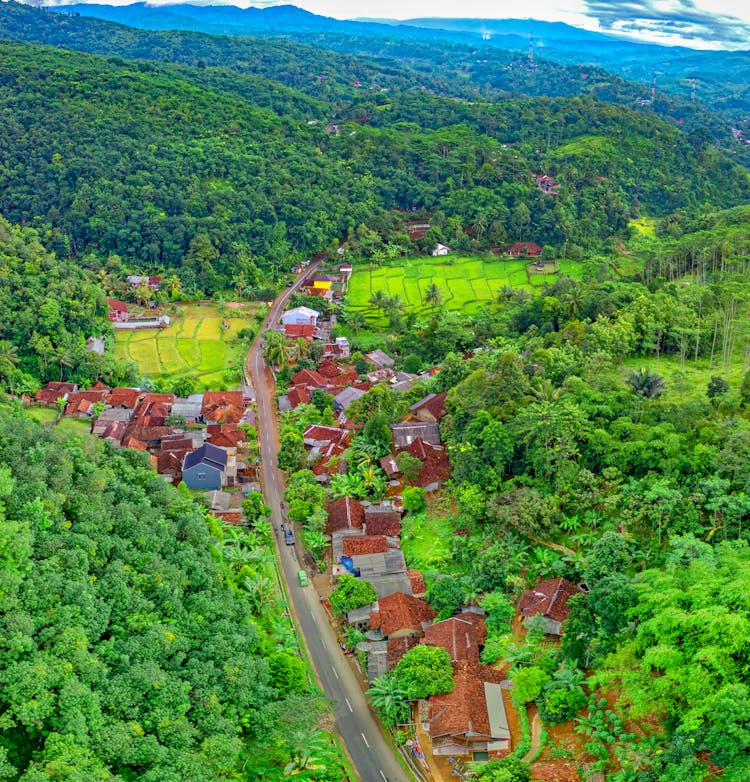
182,464,223,491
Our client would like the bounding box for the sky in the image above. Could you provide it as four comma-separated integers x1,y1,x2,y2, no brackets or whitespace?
45,0,750,49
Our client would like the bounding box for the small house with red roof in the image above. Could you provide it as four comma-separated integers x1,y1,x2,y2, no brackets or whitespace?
107,298,129,322
35,381,78,406
423,614,486,665
428,667,511,759
107,387,142,410
202,391,244,425
518,577,583,636
407,392,449,424
63,389,110,417
327,496,365,535
369,592,435,640
505,241,542,258
400,437,451,492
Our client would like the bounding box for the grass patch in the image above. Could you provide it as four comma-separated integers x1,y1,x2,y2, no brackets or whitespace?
26,405,58,423
114,302,258,389
400,510,457,573
54,418,94,437
347,255,583,325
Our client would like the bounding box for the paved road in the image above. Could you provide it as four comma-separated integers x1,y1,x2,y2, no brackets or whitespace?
245,269,410,782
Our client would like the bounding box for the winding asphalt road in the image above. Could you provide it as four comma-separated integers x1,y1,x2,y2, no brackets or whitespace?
245,267,410,782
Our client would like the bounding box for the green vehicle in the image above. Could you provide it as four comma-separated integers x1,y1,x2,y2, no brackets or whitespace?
297,569,309,587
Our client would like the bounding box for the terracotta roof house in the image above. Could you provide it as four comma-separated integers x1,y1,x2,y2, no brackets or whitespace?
407,569,427,598
366,349,395,369
202,391,244,425
182,443,228,491
386,636,419,669
380,454,401,480
401,437,451,492
369,592,436,639
284,323,316,339
423,614,487,665
428,668,511,759
291,368,328,389
518,577,583,636
303,425,350,449
286,385,312,410
342,535,389,557
35,381,78,406
408,392,449,423
327,496,365,535
207,424,245,449
122,425,172,449
107,298,129,322
107,387,142,409
91,408,132,436
99,419,128,445
317,358,344,379
156,449,190,480
505,241,542,258
63,389,109,417
364,512,402,537
392,422,441,449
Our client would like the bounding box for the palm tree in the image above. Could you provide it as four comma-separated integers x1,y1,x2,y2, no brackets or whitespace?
626,367,666,399
262,330,289,369
345,310,367,334
0,341,19,391
369,289,389,317
56,347,75,382
529,377,562,403
424,282,443,313
367,674,410,727
167,274,182,300
553,665,586,691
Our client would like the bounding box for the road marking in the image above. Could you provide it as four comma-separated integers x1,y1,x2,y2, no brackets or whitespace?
345,698,353,712
332,666,339,680
354,658,362,673
361,733,370,748
379,771,387,782
310,609,319,623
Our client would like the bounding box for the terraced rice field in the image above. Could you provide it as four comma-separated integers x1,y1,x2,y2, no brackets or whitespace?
114,303,256,389
347,255,582,322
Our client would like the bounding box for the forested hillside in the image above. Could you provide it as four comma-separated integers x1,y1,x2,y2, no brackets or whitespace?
0,414,339,780
0,39,747,294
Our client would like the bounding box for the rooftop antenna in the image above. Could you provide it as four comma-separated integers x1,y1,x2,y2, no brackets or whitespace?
528,32,535,66
651,73,656,102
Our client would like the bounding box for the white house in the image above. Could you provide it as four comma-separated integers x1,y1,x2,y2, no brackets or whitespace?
432,243,450,257
281,306,320,327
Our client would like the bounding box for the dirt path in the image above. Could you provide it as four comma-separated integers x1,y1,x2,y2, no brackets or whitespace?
524,706,543,762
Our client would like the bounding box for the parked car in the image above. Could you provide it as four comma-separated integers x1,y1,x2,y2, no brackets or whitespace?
284,528,295,546
297,569,309,587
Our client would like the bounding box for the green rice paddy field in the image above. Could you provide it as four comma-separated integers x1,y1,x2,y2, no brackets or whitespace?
114,303,256,388
347,255,583,321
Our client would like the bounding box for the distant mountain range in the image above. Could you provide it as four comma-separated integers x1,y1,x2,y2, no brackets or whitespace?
45,3,750,122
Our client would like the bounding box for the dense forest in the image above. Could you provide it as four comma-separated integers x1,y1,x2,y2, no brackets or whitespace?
0,36,748,296
0,412,341,781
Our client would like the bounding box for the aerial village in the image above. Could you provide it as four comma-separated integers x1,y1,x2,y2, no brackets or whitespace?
33,253,583,782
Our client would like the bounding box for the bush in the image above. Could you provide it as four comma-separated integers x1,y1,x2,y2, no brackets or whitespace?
402,486,426,513
537,686,587,725
329,575,377,615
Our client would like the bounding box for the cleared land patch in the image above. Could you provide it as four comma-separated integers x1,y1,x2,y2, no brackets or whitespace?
114,302,257,389
347,255,582,323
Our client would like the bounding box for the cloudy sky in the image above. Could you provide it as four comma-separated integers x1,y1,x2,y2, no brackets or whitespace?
48,0,750,49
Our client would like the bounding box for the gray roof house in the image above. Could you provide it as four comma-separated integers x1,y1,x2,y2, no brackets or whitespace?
182,443,228,491
171,394,204,423
366,349,395,369
391,421,441,448
334,386,365,410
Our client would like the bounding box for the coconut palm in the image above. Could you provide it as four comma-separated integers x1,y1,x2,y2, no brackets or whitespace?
262,330,289,369
424,282,443,312
0,340,19,391
368,289,389,316
626,367,666,398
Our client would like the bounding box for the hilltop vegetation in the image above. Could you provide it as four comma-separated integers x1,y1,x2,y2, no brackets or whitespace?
0,413,341,781
0,37,747,297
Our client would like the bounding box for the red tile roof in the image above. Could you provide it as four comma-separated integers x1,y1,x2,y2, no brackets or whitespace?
122,437,148,451
423,615,486,664
215,512,243,524
365,513,401,537
284,324,316,338
317,358,344,378
107,387,142,409
202,392,244,423
107,298,128,312
327,496,365,534
63,389,108,415
303,425,350,447
35,381,77,405
409,392,449,422
400,437,451,489
292,369,328,388
386,636,418,669
380,454,401,478
207,424,245,449
370,592,435,638
329,369,359,389
429,667,491,741
505,241,542,257
518,578,582,623
407,569,427,598
141,392,175,405
123,425,172,444
342,535,388,556
287,385,311,409
157,449,190,474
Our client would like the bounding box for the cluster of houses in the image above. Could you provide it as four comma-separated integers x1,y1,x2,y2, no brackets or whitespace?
34,381,255,519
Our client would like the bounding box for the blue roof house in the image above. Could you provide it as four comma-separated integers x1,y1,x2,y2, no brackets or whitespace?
182,443,228,491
